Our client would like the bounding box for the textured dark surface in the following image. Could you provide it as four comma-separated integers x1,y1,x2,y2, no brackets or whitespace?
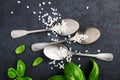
0,0,120,80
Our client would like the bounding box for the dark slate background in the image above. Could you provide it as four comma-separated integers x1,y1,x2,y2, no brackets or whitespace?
0,0,120,80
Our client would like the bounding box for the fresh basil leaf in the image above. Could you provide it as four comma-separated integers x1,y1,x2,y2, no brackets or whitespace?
32,57,43,66
15,44,25,54
17,60,26,77
8,67,17,78
64,62,86,80
17,77,23,80
88,59,99,80
23,77,33,80
48,75,65,80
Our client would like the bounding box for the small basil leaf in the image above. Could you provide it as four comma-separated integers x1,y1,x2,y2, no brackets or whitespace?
32,57,43,66
88,59,99,80
48,75,65,80
17,60,26,77
23,77,33,80
15,44,25,54
8,67,17,78
64,62,86,80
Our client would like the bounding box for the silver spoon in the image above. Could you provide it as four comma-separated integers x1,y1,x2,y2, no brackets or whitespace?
31,27,101,51
43,44,114,61
11,19,79,38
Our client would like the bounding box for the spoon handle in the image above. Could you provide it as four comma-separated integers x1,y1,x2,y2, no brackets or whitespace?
31,38,72,51
11,28,51,38
74,53,113,61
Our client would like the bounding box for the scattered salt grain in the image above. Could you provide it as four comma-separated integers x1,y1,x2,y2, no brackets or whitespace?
78,58,81,61
42,2,46,5
33,11,36,14
86,6,89,9
41,8,44,10
78,64,81,67
69,47,72,51
75,50,78,52
26,5,29,8
11,11,14,14
47,33,51,36
85,50,88,52
51,67,53,70
68,35,71,38
48,1,51,5
97,50,101,52
17,0,21,4
39,3,41,7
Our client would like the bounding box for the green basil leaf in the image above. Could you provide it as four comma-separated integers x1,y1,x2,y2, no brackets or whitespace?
88,59,99,80
8,67,17,78
32,57,43,66
15,44,25,54
64,62,86,80
23,77,33,80
48,75,65,80
17,60,26,77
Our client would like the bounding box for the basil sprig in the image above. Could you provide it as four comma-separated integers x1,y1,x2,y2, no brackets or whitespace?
7,60,32,80
88,59,99,80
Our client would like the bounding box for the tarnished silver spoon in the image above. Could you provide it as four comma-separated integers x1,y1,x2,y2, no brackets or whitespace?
43,44,114,61
11,19,79,38
31,27,101,51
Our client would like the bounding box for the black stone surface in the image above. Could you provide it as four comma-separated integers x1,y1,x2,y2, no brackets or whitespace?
0,0,120,80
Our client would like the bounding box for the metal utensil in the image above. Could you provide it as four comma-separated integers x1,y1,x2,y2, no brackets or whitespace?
31,27,101,51
11,19,79,38
43,44,113,61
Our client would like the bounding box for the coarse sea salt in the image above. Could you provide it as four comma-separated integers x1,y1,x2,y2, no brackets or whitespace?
17,0,21,4
26,5,29,8
86,6,89,9
11,11,14,14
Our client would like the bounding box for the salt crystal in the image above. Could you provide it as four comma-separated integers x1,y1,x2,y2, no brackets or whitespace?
55,34,58,37
78,58,81,61
42,2,46,5
41,8,44,10
26,5,29,8
75,50,77,52
11,11,14,14
97,50,101,52
86,6,89,9
85,50,88,52
78,64,81,67
68,35,71,38
39,3,41,7
51,38,54,41
69,47,72,51
33,11,36,14
48,1,51,5
68,41,71,44
47,33,51,36
51,67,53,70
17,0,21,4
39,11,42,14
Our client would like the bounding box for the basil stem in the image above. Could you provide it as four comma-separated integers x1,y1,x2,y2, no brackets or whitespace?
64,62,86,80
17,60,26,77
32,57,43,66
88,59,99,80
15,44,25,54
48,75,65,80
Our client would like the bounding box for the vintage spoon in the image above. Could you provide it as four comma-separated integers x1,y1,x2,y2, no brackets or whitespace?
31,27,101,51
11,19,79,38
43,44,114,61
